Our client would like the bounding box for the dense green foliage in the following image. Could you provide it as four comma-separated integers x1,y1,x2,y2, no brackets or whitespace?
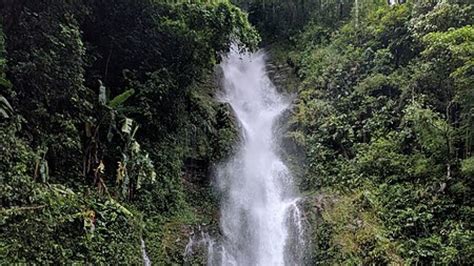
284,0,474,264
1,0,257,263
2,0,473,264
233,0,354,43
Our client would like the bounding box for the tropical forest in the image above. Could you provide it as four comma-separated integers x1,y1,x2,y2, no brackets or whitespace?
0,0,473,265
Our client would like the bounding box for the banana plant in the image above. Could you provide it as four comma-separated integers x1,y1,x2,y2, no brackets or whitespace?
83,81,135,188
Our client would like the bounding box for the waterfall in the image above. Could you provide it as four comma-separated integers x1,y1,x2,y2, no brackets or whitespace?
209,48,304,265
141,238,151,266
355,0,359,26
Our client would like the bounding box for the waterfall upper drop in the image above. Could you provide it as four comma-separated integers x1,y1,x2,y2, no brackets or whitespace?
210,48,304,266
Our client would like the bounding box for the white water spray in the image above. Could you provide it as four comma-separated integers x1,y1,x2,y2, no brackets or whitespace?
141,238,151,266
209,49,304,265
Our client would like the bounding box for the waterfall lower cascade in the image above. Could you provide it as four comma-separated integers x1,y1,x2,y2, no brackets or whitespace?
209,49,305,266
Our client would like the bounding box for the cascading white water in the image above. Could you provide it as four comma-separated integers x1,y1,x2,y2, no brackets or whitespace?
141,238,151,266
209,48,304,266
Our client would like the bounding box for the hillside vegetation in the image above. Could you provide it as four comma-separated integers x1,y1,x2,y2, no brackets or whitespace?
1,0,258,263
283,0,473,264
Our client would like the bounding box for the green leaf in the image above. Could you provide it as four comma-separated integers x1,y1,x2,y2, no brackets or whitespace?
108,89,135,109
